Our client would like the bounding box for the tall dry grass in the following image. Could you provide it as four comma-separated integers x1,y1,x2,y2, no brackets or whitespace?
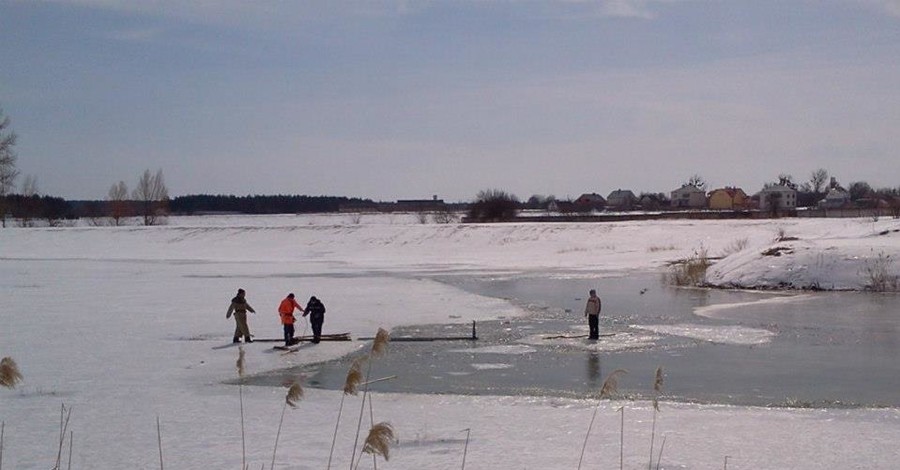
460,428,471,470
236,346,247,469
350,328,390,470
51,404,72,470
0,357,23,389
354,422,396,470
720,237,749,257
648,367,664,470
327,357,365,468
667,248,710,286
864,251,899,292
271,381,304,469
578,369,628,470
157,416,164,470
0,356,19,470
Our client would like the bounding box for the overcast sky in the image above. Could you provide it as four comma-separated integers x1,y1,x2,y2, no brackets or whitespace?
2,1,899,202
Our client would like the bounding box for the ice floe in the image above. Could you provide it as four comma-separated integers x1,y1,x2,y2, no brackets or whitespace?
634,324,776,345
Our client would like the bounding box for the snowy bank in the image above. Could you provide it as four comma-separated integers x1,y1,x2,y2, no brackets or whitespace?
706,218,900,291
2,214,900,468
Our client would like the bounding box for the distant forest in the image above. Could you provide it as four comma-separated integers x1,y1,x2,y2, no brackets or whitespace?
168,194,376,214
0,194,378,226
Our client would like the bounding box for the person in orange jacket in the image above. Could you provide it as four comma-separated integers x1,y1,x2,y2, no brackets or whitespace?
278,293,304,346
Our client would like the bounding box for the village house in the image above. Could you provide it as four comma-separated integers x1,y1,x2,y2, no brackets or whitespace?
818,186,852,209
670,184,707,209
817,178,851,209
574,193,606,211
606,189,638,210
708,187,749,210
758,184,798,212
638,193,668,211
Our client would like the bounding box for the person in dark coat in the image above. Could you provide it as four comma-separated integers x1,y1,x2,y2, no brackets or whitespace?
303,296,326,344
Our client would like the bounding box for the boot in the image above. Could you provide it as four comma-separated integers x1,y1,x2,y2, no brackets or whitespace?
244,336,253,343
233,337,240,343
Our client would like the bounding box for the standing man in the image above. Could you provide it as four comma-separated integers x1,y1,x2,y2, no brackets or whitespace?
303,296,326,344
227,288,256,343
278,293,304,347
584,289,602,340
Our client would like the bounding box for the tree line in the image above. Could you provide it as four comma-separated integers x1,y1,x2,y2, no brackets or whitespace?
2,105,898,226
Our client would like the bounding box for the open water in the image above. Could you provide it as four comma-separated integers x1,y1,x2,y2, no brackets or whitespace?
254,273,900,408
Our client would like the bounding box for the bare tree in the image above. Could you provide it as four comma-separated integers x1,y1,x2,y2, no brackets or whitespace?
21,174,38,196
0,107,19,228
468,189,520,222
685,174,707,191
132,169,169,226
107,180,130,226
18,174,38,227
809,168,829,194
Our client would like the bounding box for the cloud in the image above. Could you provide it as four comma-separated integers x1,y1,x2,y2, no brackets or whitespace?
597,0,656,19
867,0,900,16
101,27,164,43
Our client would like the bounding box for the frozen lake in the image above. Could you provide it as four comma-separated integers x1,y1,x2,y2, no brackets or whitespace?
266,273,900,408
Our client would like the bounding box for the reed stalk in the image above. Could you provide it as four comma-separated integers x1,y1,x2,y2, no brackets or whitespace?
655,436,666,470
648,367,664,470
350,329,389,470
67,431,73,470
52,404,72,470
271,382,304,469
353,422,395,470
328,356,365,470
461,428,471,470
157,416,164,470
237,347,247,469
618,406,624,470
578,369,627,470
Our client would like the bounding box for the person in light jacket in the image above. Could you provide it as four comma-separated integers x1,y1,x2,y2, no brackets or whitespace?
584,289,602,340
227,288,256,343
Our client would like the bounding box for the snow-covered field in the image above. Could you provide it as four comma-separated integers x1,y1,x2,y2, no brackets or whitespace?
1,214,899,469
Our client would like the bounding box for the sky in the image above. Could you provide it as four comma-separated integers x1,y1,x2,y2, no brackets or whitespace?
1,0,900,202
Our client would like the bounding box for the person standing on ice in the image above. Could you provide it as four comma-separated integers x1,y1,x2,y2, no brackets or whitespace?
227,288,256,343
584,289,602,340
303,296,326,344
278,293,304,347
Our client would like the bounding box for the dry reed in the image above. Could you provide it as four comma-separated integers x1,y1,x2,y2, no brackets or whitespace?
649,366,664,470
236,347,246,378
371,328,390,358
272,381,304,469
599,369,628,399
286,382,304,408
0,357,23,389
157,416,164,470
350,329,391,470
52,404,72,470
343,357,365,396
667,248,710,287
356,422,395,468
578,369,628,470
327,357,367,470
236,347,246,469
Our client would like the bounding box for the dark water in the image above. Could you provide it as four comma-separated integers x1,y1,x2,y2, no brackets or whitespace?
253,273,900,408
